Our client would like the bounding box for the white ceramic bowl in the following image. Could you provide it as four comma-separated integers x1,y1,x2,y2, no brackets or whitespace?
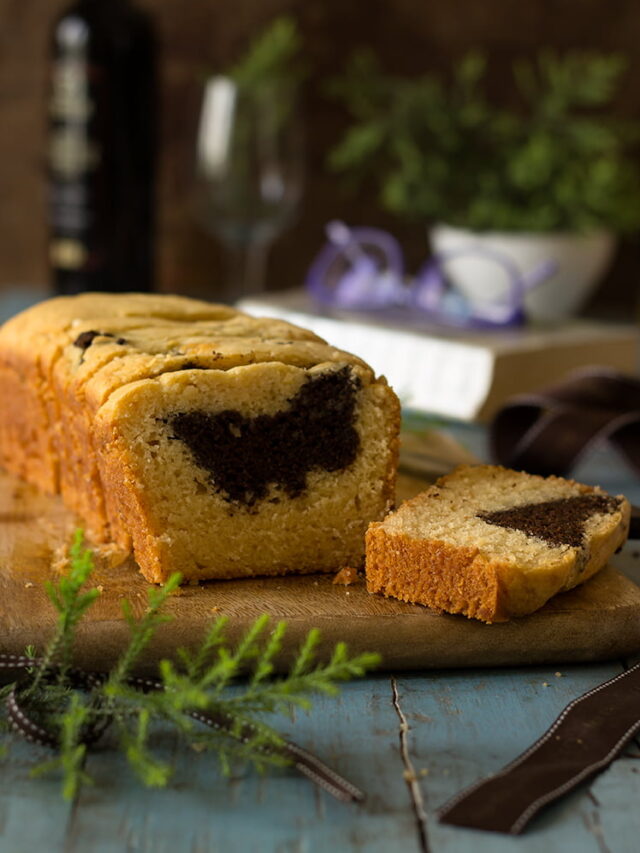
429,224,616,323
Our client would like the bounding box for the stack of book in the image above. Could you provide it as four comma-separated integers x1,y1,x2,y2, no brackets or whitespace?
239,288,639,422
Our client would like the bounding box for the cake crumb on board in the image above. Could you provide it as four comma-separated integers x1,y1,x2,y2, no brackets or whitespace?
333,566,361,586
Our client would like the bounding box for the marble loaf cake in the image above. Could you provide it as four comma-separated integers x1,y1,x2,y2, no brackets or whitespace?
366,465,630,622
0,293,400,583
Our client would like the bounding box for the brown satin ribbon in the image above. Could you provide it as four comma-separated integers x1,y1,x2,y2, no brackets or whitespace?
490,367,640,480
438,662,640,835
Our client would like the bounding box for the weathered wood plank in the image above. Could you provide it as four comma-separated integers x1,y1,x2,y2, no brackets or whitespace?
56,678,422,853
612,539,640,669
5,665,640,853
0,738,74,853
3,470,640,676
393,663,640,851
586,759,640,853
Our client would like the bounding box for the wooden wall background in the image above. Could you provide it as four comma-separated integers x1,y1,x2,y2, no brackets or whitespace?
1,0,640,313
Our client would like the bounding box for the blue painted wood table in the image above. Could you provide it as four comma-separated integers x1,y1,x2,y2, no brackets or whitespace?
0,287,638,852
0,420,638,853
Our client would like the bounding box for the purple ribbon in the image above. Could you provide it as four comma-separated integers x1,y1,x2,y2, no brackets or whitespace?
306,221,556,330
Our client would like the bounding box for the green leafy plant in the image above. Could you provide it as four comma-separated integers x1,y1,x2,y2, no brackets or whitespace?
329,50,640,232
228,15,305,92
0,531,379,799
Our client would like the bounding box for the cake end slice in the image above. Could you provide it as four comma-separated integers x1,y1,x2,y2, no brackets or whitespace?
365,465,630,622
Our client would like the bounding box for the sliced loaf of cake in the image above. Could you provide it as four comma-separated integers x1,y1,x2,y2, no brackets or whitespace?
0,293,400,583
365,465,630,622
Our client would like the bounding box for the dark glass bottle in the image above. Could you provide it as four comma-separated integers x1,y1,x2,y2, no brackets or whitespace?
48,0,156,294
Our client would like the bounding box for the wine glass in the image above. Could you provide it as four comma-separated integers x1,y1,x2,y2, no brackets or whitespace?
194,75,304,303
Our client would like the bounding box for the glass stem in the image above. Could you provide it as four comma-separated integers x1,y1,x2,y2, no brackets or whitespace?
223,239,269,303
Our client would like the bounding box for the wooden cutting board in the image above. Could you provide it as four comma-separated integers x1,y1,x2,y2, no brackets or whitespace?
1,468,640,672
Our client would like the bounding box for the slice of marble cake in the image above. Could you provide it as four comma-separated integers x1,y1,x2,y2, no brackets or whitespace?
365,465,630,622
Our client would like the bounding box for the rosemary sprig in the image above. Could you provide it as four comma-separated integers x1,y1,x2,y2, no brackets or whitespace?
0,533,380,800
34,529,100,688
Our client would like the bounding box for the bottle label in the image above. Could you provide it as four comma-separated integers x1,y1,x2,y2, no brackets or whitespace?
48,7,155,292
49,57,101,180
50,54,94,122
49,238,88,270
49,127,100,179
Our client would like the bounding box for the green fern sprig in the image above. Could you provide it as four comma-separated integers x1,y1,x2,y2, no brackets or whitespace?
0,532,380,799
108,572,182,691
177,613,229,681
34,529,100,687
29,693,93,799
117,708,172,788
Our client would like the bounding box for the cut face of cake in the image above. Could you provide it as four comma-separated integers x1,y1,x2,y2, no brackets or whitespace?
0,294,400,583
95,360,398,582
365,465,630,622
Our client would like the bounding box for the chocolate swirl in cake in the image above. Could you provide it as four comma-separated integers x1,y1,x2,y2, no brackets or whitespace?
477,494,621,547
169,366,361,506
